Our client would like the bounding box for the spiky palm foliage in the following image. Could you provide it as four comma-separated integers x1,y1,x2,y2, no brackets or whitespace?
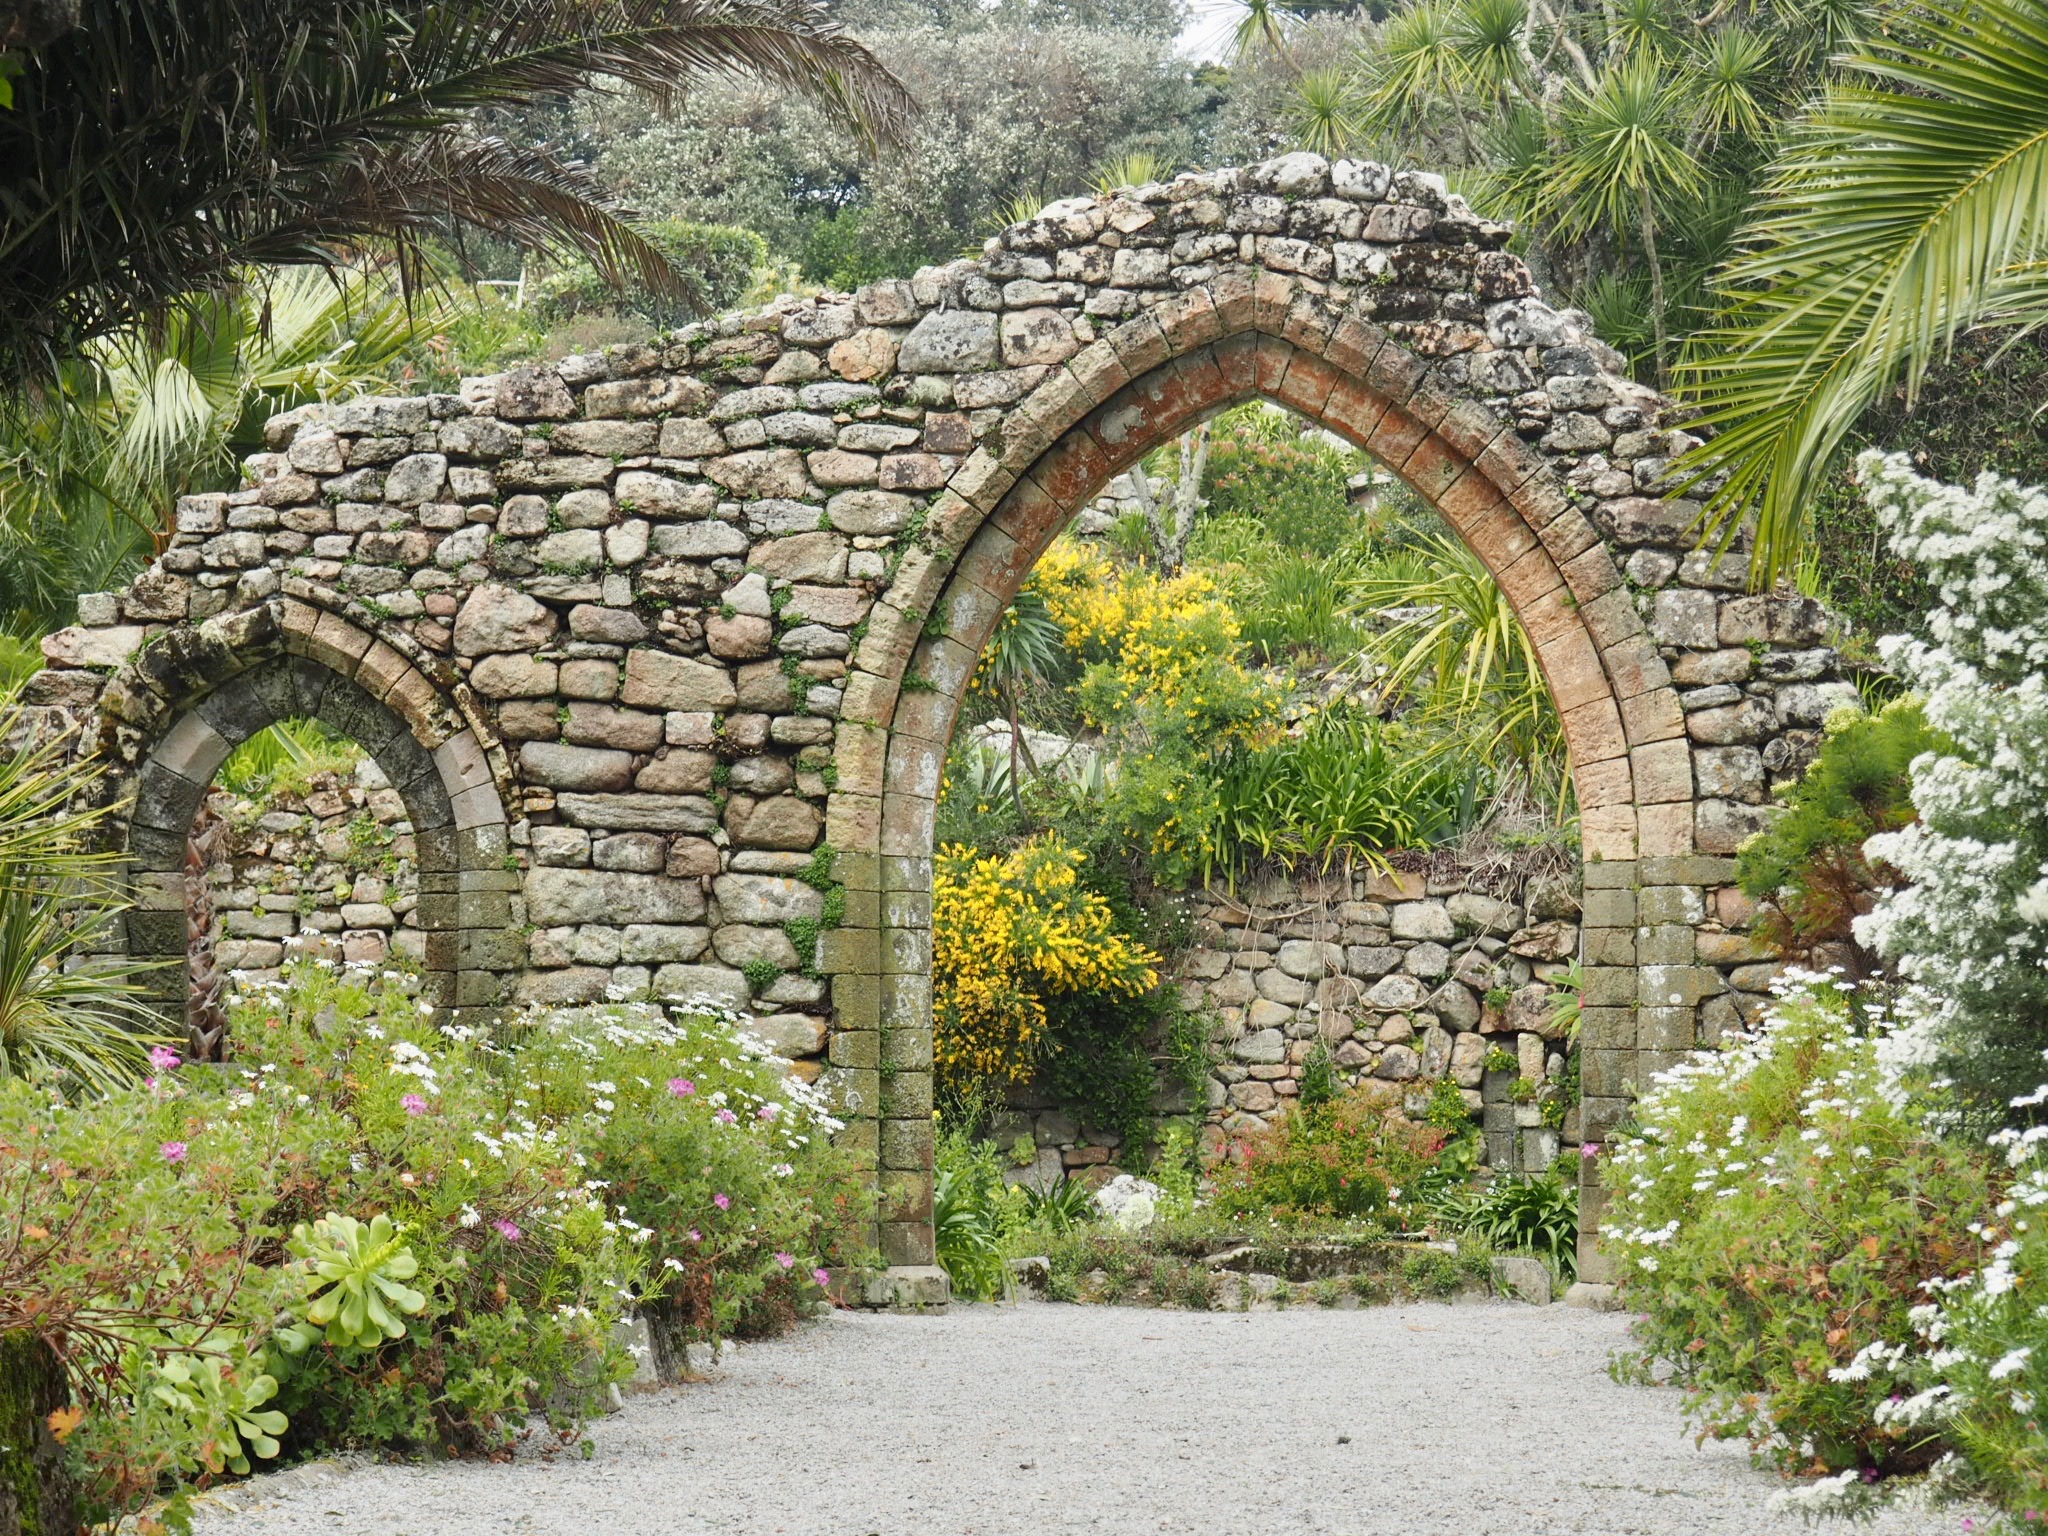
0,697,172,1093
0,0,911,383
1291,67,1360,158
974,590,1071,804
1679,0,2048,585
1092,151,1171,198
1345,532,1568,804
0,265,451,636
1536,54,1697,380
1344,0,1829,384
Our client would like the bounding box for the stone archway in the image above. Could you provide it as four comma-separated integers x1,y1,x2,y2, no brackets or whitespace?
70,599,516,1033
19,153,1843,1288
855,292,1698,1279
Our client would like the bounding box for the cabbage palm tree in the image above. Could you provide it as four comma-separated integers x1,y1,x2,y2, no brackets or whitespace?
1678,0,2048,586
0,0,911,383
1344,0,1796,383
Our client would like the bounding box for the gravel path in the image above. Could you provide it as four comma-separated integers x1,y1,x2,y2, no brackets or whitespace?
193,1300,1965,1536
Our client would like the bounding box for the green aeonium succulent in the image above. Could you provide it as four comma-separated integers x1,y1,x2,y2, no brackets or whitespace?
280,1211,427,1353
140,1327,289,1476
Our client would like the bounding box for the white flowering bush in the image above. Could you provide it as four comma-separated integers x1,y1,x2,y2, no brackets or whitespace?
1602,974,1997,1477
1885,1075,2048,1514
1854,451,2048,1113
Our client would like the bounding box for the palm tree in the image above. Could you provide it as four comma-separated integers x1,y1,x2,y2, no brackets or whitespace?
0,0,911,383
1343,0,1798,382
974,591,1070,812
0,265,457,637
1677,0,2048,586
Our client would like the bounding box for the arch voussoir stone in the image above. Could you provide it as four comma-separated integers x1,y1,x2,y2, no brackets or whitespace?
16,152,1858,1290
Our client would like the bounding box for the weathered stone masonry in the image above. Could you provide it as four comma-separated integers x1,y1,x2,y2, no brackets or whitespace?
20,153,1850,1281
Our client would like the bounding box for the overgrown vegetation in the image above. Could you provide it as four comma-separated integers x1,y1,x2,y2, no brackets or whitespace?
0,959,870,1519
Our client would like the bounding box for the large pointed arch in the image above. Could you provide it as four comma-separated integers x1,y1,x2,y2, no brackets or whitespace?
842,279,1693,1279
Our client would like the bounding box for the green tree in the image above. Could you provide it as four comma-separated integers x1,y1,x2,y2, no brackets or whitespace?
0,0,909,382
1335,0,1836,385
539,20,1212,283
1678,0,2048,585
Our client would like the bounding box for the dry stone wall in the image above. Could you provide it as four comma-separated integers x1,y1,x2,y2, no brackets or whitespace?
203,764,421,978
20,152,1852,1277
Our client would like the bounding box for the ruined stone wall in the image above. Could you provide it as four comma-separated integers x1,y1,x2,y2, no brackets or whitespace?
203,763,420,978
20,152,1856,1276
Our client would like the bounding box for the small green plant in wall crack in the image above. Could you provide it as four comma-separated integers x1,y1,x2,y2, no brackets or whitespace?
279,1211,427,1353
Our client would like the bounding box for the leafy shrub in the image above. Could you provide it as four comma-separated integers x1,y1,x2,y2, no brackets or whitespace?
1736,698,1934,974
1200,404,1363,558
0,957,865,1517
1020,1175,1096,1234
1211,1082,1455,1223
931,833,1159,1093
1889,1083,2048,1511
933,1131,1012,1302
1207,711,1482,885
1601,976,1997,1477
1039,983,1173,1157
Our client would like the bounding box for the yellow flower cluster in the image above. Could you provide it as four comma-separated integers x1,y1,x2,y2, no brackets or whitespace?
931,834,1159,1088
1028,539,1242,723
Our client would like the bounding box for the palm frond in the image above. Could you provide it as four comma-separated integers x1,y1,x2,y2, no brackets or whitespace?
1676,0,2048,584
0,0,912,380
1535,51,1696,238
1344,532,1569,799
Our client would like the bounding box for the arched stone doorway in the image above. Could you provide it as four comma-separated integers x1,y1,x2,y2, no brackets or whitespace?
854,291,1700,1280
80,600,516,1039
20,154,1840,1287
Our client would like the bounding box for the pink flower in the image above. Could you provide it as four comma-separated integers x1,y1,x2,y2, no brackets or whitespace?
160,1141,188,1163
687,1228,702,1242
149,1045,181,1075
667,1078,695,1097
715,1108,738,1124
401,1093,428,1117
756,1103,778,1121
812,1268,831,1287
713,1192,731,1210
1580,1142,1602,1159
775,1252,795,1269
493,1218,522,1242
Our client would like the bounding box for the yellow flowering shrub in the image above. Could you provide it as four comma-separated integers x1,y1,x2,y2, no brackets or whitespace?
932,834,1160,1090
1021,538,1285,745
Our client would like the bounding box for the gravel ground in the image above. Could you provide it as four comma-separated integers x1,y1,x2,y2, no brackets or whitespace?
191,1300,1967,1536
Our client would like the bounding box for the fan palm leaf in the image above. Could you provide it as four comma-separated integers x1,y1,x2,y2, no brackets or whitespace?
1677,0,2048,585
0,0,912,381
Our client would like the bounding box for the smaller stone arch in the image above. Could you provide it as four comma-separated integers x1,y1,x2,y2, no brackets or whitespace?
94,602,518,1035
